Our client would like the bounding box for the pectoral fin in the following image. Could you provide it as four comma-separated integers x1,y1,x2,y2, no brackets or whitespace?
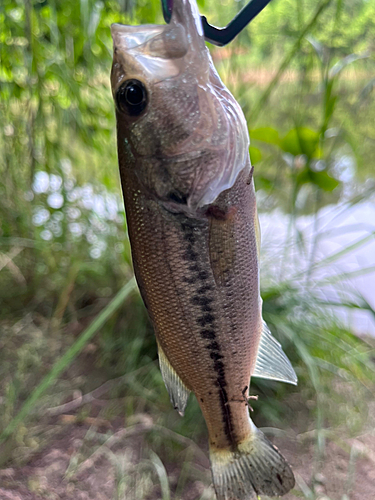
253,321,297,385
157,342,190,416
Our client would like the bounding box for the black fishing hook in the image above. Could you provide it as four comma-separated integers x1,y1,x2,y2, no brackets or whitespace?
162,0,274,47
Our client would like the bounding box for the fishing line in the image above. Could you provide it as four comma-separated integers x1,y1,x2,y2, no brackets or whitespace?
161,0,274,46
162,0,173,23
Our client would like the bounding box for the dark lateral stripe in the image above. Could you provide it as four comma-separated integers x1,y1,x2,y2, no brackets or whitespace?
200,329,216,339
197,314,215,327
183,232,195,243
184,247,198,261
215,367,236,448
206,341,219,350
191,296,213,307
198,270,208,280
189,264,200,272
178,221,234,445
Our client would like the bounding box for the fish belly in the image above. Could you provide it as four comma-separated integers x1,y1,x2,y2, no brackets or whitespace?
121,164,261,450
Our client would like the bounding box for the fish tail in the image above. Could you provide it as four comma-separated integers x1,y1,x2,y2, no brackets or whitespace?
209,421,295,500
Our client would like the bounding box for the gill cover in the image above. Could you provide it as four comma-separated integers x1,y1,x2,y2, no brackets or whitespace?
111,0,250,210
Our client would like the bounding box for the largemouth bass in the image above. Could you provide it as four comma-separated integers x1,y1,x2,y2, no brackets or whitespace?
110,1,297,498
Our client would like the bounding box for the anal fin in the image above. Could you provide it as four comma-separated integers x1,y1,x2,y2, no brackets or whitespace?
158,342,190,416
252,321,298,385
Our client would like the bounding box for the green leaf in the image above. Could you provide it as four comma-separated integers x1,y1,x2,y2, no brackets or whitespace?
329,52,369,80
306,35,324,63
249,146,262,164
296,169,340,192
281,127,320,158
325,95,338,124
250,127,280,145
310,171,340,191
358,78,375,103
255,176,273,192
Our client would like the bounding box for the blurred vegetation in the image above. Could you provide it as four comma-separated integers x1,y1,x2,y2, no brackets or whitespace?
1,0,375,498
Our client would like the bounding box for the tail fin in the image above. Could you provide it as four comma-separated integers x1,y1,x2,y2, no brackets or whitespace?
209,422,294,500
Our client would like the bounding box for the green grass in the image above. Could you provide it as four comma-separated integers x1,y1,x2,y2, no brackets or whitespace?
0,277,136,445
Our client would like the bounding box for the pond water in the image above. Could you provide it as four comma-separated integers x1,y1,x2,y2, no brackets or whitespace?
260,194,375,337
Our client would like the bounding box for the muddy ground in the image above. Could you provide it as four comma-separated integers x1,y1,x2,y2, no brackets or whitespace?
0,415,374,500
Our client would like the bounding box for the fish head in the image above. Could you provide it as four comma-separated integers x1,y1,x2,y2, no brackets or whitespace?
111,0,249,213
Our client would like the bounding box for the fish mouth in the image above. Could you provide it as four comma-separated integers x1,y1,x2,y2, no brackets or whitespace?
111,0,209,92
111,23,168,53
111,0,204,45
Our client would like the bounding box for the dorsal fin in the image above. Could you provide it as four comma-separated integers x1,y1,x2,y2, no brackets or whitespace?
157,342,190,416
253,321,297,385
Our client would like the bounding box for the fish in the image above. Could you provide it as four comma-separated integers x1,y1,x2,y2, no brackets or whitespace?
110,1,297,498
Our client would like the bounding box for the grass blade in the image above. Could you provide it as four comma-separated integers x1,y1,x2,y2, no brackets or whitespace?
149,450,171,500
252,0,333,121
0,276,137,444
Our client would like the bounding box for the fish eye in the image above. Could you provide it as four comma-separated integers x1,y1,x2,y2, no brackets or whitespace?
116,79,148,117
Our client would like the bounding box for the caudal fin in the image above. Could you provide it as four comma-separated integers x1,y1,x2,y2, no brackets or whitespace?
209,422,295,500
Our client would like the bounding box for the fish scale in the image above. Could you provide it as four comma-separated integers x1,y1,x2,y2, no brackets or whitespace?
122,161,260,450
